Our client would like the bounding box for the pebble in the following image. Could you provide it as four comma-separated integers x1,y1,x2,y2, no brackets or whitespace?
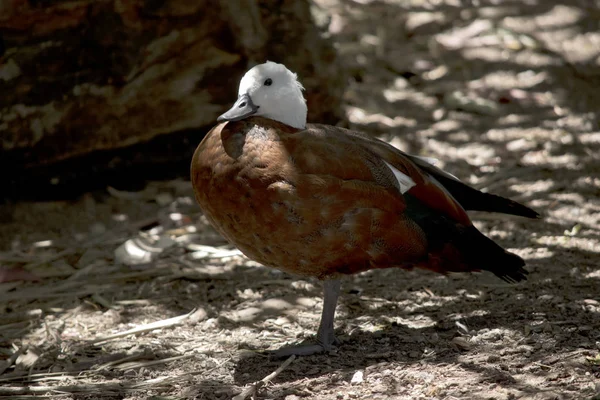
351,370,364,384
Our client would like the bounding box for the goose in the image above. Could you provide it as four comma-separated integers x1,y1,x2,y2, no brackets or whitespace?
191,61,539,357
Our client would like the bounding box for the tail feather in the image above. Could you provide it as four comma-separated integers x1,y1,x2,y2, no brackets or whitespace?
459,226,528,283
450,184,540,219
409,155,540,219
405,194,528,283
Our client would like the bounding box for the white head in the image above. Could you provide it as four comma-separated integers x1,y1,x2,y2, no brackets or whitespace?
217,61,307,129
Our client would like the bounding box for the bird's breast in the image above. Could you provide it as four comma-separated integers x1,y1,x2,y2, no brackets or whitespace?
191,123,315,273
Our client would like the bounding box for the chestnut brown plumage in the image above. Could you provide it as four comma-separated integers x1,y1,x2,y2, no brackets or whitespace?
191,62,539,356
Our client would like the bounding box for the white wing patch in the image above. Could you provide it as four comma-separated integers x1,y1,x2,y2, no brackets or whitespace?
383,161,416,194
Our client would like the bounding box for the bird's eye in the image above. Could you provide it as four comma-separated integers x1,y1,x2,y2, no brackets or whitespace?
264,78,273,86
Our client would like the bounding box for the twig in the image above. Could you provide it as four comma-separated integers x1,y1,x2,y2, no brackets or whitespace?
93,353,148,371
0,283,113,302
232,355,296,400
113,299,152,306
91,308,204,344
1,396,71,399
0,268,170,303
114,353,197,371
0,254,38,263
90,293,113,309
95,352,196,371
0,371,99,384
24,249,78,270
0,368,211,395
0,382,124,395
534,362,553,370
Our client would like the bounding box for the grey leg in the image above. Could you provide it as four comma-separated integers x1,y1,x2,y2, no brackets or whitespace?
316,278,341,349
271,279,342,357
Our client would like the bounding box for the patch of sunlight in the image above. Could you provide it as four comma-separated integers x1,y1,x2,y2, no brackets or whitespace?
486,127,565,142
495,113,535,127
427,139,496,166
393,315,437,330
534,235,600,253
382,80,438,107
503,5,584,32
447,132,471,142
448,309,490,320
485,229,510,240
520,151,579,168
584,269,600,279
462,44,562,69
237,288,263,301
470,327,521,345
383,87,411,103
345,105,418,127
559,33,600,64
576,176,600,190
528,198,551,210
431,119,462,133
549,192,586,204
549,206,600,228
514,49,566,70
506,138,537,152
519,247,555,260
405,11,446,34
423,64,448,81
580,132,600,144
510,179,554,194
382,87,438,110
359,33,380,47
401,297,459,315
459,47,508,63
354,319,388,334
470,70,548,91
547,193,600,224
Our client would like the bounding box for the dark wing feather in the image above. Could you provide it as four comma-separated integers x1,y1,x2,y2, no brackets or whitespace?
406,155,540,219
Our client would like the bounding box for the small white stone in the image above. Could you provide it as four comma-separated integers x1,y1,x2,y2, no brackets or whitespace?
351,370,364,384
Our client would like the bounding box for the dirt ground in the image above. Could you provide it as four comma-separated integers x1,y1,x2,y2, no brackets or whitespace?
1,0,600,399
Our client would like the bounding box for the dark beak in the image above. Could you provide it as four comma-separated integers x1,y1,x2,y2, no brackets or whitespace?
217,93,258,122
